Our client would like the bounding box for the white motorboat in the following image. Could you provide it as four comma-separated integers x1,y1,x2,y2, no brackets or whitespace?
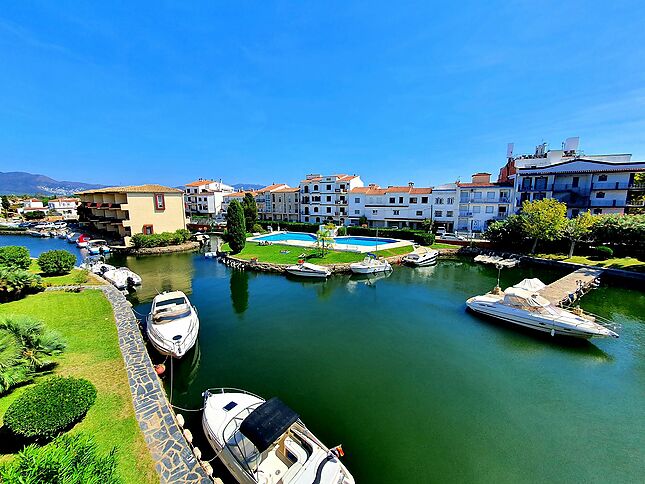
202,388,354,484
285,262,331,279
349,254,392,274
66,232,78,242
87,239,111,255
79,257,115,275
102,267,142,290
76,234,91,248
146,291,199,358
402,246,438,267
466,279,619,339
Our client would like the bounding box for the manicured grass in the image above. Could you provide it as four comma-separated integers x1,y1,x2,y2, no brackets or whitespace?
0,291,157,483
221,241,414,264
431,242,461,249
535,254,645,272
29,259,104,286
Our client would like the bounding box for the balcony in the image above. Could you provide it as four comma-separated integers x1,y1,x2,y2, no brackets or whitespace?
518,184,553,192
628,182,645,190
459,211,473,217
552,184,590,195
467,197,511,204
589,199,625,207
626,200,645,207
591,182,631,190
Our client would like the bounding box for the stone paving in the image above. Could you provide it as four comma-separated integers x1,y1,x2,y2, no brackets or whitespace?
47,285,212,483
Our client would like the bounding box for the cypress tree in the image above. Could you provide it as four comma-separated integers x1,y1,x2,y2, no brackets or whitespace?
226,199,246,254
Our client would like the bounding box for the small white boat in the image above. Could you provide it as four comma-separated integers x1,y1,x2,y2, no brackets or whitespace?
79,257,115,275
466,279,619,339
204,252,217,258
66,232,78,242
87,239,111,255
146,291,199,358
402,246,438,267
202,388,354,484
102,267,142,290
285,262,331,279
349,254,392,274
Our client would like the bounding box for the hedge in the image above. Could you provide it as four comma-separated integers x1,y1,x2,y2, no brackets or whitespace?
0,246,31,270
37,250,76,275
131,229,191,248
257,220,319,233
3,376,97,440
347,226,435,245
0,267,44,302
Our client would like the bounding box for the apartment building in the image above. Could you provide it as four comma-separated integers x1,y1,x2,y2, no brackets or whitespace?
431,183,458,232
347,182,433,228
184,179,234,220
499,140,645,216
456,173,513,232
18,198,48,216
255,184,290,220
299,174,364,224
267,187,300,222
221,190,256,217
77,184,186,245
47,198,80,220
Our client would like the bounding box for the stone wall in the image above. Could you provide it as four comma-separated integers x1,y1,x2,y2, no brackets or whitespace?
130,241,201,256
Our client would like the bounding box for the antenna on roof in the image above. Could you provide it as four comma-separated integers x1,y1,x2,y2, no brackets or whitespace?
506,143,514,159
563,136,580,153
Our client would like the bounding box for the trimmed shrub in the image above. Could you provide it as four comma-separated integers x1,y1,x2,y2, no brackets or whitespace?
251,223,266,234
414,232,435,246
346,225,430,242
0,267,44,302
131,229,192,248
593,245,614,260
336,225,347,236
257,220,320,233
37,250,76,275
4,376,96,440
0,246,31,270
0,432,121,483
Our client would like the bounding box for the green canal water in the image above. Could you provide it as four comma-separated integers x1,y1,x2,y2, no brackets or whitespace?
3,235,645,483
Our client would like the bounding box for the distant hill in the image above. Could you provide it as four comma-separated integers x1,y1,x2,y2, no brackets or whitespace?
232,183,265,191
0,171,106,196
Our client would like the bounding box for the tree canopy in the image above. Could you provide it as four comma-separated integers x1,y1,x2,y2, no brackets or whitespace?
226,199,246,254
242,193,258,230
520,199,568,253
562,210,597,257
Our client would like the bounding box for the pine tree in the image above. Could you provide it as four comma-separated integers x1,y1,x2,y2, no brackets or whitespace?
226,199,246,254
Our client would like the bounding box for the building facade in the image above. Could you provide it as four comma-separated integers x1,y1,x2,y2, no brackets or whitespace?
266,187,300,222
299,174,363,224
18,198,48,217
456,173,513,233
77,184,186,245
431,183,458,233
48,198,80,220
347,183,433,228
184,179,234,221
255,184,290,220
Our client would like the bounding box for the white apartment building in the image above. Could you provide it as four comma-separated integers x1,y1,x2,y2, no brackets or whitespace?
299,174,364,224
18,198,47,216
431,183,458,232
255,184,290,220
184,179,234,220
267,187,300,222
456,173,513,233
221,190,256,217
47,198,80,220
347,183,433,228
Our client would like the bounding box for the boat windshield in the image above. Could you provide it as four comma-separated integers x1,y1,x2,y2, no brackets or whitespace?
153,297,191,323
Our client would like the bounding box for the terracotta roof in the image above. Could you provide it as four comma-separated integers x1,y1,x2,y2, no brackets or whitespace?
273,187,300,193
300,174,357,184
350,185,432,195
76,184,183,194
472,172,492,176
185,179,216,187
223,191,257,198
257,183,289,193
49,198,80,202
457,181,513,188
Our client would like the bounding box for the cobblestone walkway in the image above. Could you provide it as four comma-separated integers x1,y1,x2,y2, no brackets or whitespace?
47,286,212,483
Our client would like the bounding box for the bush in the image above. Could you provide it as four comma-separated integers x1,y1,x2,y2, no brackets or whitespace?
413,232,435,246
23,211,45,220
346,225,430,242
593,245,614,260
251,223,266,234
4,376,96,440
484,214,529,249
0,246,31,270
0,267,44,302
0,432,121,483
37,250,76,275
336,225,347,236
257,220,319,233
131,229,192,248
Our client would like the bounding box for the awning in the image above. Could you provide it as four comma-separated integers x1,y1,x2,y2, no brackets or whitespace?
239,398,299,453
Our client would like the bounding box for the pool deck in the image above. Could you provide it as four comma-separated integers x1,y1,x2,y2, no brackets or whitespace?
247,231,413,253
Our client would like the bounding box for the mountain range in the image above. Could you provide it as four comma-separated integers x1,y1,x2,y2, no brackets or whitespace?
0,172,105,196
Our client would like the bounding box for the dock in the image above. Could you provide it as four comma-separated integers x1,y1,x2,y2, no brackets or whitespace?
538,267,604,306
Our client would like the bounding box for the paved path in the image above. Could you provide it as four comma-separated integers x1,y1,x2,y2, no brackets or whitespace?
538,267,604,306
47,285,212,483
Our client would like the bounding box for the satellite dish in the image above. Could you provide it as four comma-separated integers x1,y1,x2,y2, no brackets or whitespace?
564,137,580,152
506,143,514,159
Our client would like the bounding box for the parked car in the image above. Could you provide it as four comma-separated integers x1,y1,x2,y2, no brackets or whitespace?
439,232,466,241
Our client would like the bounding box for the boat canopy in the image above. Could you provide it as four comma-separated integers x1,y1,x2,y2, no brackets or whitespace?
239,397,299,453
503,287,551,308
512,278,546,292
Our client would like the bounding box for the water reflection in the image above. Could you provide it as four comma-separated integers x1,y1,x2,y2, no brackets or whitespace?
166,342,202,398
230,269,249,315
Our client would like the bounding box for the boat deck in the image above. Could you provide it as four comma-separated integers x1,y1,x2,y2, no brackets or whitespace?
538,267,604,306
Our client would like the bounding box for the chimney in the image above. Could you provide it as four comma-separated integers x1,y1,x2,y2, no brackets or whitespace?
471,172,491,184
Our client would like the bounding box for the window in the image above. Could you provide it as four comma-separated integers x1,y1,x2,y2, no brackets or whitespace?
143,224,154,235
572,177,579,188
410,197,417,203
314,207,319,213
534,177,547,190
447,197,454,204
399,197,404,203
446,210,453,217
389,197,395,204
598,174,607,181
313,185,319,191
393,210,400,215
372,210,378,215
354,210,360,214
304,216,309,222
355,197,360,203
596,192,606,199
435,210,443,217
422,197,428,203
326,185,332,190
416,210,423,216
473,206,481,213
316,217,320,222
473,191,482,200
486,192,495,200
435,198,444,204
340,184,345,190
326,196,332,202
154,194,165,210
593,208,602,215
485,206,494,213
571,209,580,217
326,207,332,213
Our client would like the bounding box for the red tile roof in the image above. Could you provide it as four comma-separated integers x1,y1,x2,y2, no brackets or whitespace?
257,183,289,193
185,179,216,187
300,174,358,184
350,185,432,195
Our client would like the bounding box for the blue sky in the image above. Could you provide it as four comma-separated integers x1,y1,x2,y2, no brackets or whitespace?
1,1,644,188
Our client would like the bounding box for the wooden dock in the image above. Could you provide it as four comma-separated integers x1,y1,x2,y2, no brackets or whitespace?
538,267,604,306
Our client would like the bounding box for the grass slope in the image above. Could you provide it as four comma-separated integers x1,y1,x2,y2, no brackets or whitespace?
535,254,645,272
221,241,414,264
29,259,104,286
0,291,156,483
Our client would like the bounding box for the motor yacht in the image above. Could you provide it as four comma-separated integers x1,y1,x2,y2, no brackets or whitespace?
87,239,111,255
202,388,354,484
349,254,392,274
285,262,331,279
102,267,142,290
466,279,619,339
79,256,115,275
146,291,199,358
402,246,438,267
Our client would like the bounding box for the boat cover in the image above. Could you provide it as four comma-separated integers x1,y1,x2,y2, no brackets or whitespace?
512,278,546,292
240,398,299,453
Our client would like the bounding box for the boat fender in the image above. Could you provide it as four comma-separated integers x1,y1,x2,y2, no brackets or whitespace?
183,429,193,444
550,329,555,337
176,414,185,428
202,462,213,476
193,446,201,460
154,363,166,375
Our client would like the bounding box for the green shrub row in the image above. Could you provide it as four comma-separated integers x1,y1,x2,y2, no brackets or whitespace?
257,220,320,233
37,250,76,275
346,226,435,245
4,376,96,440
0,246,31,270
131,228,192,248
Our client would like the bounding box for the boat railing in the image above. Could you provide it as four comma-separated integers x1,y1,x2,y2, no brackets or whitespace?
203,387,263,399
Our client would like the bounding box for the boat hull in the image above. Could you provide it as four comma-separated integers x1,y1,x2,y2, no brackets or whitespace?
285,269,330,278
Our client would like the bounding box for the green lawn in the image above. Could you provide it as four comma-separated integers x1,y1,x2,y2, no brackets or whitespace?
29,259,104,286
535,254,645,272
0,291,157,483
431,242,461,249
221,241,414,264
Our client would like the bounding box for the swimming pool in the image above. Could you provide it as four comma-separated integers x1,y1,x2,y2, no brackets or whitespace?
250,232,407,252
